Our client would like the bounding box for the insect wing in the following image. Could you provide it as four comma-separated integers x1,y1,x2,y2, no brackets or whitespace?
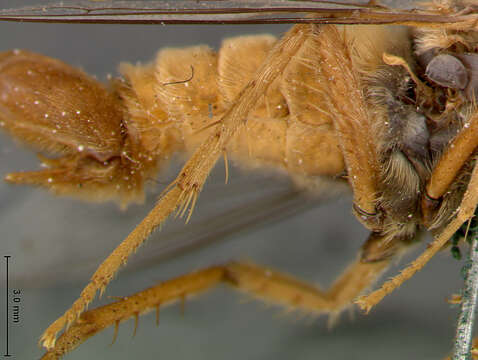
1,167,321,288
0,0,459,25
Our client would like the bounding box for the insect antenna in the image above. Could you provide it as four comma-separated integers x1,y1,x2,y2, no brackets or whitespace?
382,52,434,102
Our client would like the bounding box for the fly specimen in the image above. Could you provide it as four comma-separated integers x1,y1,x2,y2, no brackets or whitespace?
1,0,478,359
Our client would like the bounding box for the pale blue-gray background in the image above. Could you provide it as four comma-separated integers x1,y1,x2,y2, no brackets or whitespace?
0,1,465,359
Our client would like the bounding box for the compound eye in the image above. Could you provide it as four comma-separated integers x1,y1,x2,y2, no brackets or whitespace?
456,53,478,100
425,54,468,90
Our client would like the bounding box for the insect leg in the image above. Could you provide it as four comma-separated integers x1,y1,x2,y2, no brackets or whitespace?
423,111,478,224
39,24,312,349
40,266,225,359
226,260,391,320
41,256,393,359
357,161,478,313
312,26,380,221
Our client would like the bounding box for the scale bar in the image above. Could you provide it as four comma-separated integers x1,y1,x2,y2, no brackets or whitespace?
4,255,11,357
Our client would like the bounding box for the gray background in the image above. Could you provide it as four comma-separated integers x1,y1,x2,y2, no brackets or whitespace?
0,1,466,359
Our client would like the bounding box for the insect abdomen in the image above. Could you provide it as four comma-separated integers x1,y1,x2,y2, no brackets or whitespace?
119,34,347,193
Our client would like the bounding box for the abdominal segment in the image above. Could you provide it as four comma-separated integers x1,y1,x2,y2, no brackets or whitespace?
3,24,466,212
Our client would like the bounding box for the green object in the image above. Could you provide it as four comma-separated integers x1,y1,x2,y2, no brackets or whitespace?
452,246,462,261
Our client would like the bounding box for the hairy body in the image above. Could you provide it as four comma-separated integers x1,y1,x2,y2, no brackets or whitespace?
2,0,478,358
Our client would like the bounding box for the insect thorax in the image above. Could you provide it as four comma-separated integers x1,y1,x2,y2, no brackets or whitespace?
360,23,478,241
